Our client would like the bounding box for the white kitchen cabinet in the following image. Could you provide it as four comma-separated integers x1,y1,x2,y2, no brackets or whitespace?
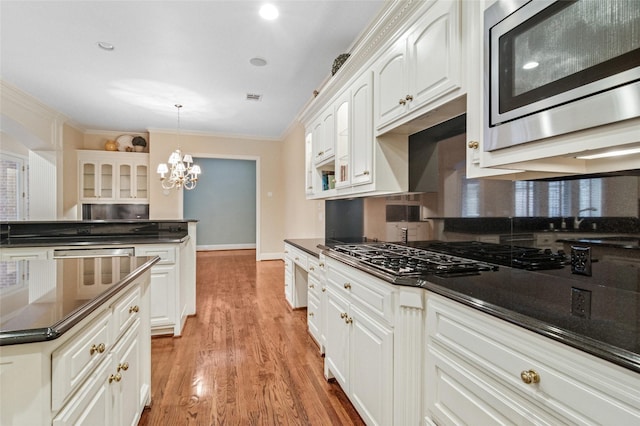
78,151,149,204
306,255,326,352
0,247,51,260
283,243,310,309
1,273,151,426
134,244,185,336
304,132,315,195
350,71,374,187
424,292,640,425
464,0,640,178
374,0,464,134
334,90,351,189
311,105,335,166
325,259,394,426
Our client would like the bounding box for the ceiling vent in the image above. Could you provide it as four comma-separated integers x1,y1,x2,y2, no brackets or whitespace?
246,93,263,101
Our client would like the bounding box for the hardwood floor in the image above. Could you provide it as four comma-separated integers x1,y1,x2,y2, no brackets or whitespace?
138,249,364,426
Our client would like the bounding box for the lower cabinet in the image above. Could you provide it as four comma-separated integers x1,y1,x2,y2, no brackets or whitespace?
325,260,394,426
134,245,183,336
306,255,325,352
0,274,151,426
424,292,640,425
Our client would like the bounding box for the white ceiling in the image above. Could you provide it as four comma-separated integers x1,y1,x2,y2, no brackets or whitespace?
0,0,385,140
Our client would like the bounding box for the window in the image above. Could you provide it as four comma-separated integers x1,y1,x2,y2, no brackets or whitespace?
0,153,28,220
514,181,535,216
461,178,480,217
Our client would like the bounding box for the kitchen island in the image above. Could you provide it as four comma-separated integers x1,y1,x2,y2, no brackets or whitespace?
0,255,159,425
0,220,197,336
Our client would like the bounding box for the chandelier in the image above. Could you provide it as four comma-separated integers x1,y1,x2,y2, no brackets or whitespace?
156,104,201,190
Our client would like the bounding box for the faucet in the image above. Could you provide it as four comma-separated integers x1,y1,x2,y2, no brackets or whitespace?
574,207,597,229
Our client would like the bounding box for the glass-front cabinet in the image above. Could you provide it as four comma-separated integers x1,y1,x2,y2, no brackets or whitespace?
334,92,350,188
78,151,149,204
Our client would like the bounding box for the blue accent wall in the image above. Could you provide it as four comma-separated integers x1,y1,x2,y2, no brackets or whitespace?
184,158,256,246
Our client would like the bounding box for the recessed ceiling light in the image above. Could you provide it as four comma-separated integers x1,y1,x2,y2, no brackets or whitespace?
249,57,268,67
97,41,114,51
259,4,279,20
522,61,539,70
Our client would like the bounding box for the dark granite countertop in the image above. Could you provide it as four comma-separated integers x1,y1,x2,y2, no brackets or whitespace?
0,256,160,345
1,220,193,247
284,238,326,258
320,242,640,374
556,236,640,250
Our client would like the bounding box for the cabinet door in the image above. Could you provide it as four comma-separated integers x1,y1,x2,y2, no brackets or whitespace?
374,40,408,129
307,293,322,347
80,161,99,200
119,163,134,200
98,163,115,200
134,163,148,201
52,355,113,426
350,71,374,186
304,132,315,195
321,106,335,162
325,290,350,391
349,305,394,426
112,322,142,426
334,91,351,188
408,0,462,111
148,264,177,330
311,118,324,164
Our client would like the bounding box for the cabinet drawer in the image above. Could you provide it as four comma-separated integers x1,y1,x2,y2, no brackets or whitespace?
51,309,112,411
111,285,141,341
135,246,175,264
327,260,393,324
426,294,640,425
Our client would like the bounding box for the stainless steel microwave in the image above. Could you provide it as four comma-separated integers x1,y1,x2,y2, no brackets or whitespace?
484,0,640,152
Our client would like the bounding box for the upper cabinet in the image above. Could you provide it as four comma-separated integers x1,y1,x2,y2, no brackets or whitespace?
374,0,464,135
78,151,149,204
465,0,640,178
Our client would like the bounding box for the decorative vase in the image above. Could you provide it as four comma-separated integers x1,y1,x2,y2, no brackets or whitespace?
104,140,118,151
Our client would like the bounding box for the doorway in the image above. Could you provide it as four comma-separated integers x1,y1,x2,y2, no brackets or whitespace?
183,157,258,255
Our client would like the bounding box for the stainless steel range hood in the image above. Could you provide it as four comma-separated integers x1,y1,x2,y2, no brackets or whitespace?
408,114,466,193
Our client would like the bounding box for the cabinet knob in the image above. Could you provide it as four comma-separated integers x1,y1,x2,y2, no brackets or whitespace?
319,263,325,268
295,257,299,261
118,362,129,372
309,312,315,317
309,266,315,271
90,343,106,355
398,98,407,105
309,284,315,289
468,140,480,149
343,282,351,289
520,369,540,384
129,305,139,314
363,170,370,176
322,287,326,292
340,312,348,319
405,94,413,101
345,317,353,324
109,373,122,384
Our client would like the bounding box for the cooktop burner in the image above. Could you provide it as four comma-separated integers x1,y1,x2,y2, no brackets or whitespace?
333,243,498,277
422,241,567,271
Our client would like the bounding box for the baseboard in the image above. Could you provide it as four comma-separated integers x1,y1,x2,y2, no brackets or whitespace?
259,252,283,261
197,243,256,251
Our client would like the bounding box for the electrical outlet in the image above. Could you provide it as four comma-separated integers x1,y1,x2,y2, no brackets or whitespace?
571,246,592,276
571,287,592,318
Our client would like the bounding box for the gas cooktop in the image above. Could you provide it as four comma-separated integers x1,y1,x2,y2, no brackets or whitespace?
332,243,498,279
330,241,568,284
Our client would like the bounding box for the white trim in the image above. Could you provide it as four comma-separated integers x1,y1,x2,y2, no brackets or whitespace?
259,252,284,261
182,153,261,261
197,244,256,251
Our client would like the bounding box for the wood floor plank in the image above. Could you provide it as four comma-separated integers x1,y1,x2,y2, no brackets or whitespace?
138,250,364,426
